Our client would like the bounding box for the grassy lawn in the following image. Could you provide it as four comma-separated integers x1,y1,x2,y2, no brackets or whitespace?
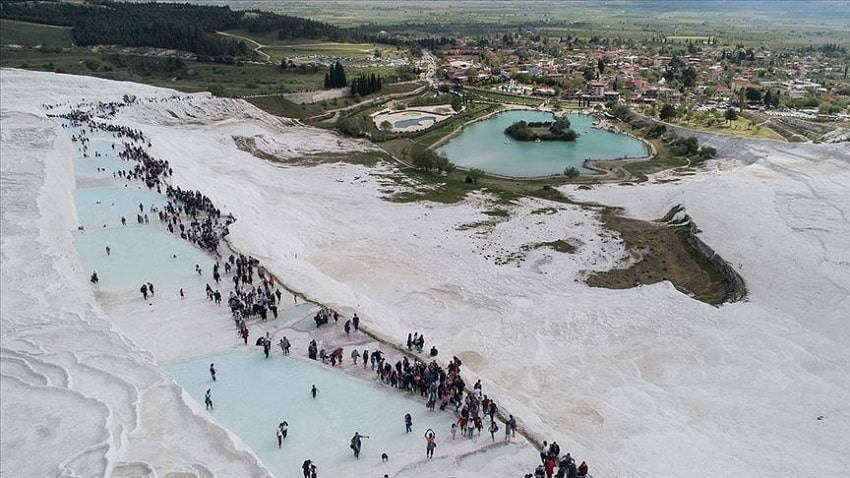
219,30,408,61
666,35,710,42
261,42,406,62
0,47,411,97
465,88,547,107
247,81,423,119
0,48,328,95
673,116,786,141
0,19,73,48
638,107,787,141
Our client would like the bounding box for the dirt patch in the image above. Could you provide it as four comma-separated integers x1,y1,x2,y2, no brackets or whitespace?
494,239,578,265
585,206,739,305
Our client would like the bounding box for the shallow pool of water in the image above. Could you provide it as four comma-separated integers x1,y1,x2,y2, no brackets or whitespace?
165,352,456,477
66,127,130,177
436,110,648,177
395,117,433,129
76,226,213,293
75,186,166,228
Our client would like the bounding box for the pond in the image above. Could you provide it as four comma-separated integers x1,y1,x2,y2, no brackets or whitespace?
165,351,457,477
395,117,435,129
436,110,648,177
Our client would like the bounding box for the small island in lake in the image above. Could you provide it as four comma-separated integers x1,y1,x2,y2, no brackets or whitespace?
504,117,578,141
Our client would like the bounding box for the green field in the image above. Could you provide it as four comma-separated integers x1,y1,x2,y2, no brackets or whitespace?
0,19,73,48
0,48,316,94
665,35,711,42
0,46,413,95
671,116,786,141
261,42,405,61
247,80,423,119
210,0,850,46
219,30,408,62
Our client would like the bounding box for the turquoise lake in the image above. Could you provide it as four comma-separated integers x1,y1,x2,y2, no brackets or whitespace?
436,110,648,177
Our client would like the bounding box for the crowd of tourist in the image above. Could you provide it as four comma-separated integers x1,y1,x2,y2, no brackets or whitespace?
61,98,592,478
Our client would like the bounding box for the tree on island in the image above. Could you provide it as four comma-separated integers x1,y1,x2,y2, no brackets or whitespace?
504,118,577,141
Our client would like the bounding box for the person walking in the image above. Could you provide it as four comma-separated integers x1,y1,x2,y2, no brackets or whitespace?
350,432,368,459
209,363,216,381
404,413,413,433
204,389,213,410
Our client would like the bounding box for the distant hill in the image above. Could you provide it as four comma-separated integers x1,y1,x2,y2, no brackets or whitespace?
0,0,352,57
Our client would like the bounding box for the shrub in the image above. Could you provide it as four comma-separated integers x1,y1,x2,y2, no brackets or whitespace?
466,168,484,184
669,136,700,156
645,123,667,138
697,146,717,160
659,103,677,120
609,102,632,121
208,85,226,97
411,149,437,171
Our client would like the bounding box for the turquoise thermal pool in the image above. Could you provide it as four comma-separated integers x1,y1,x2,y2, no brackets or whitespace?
436,110,648,177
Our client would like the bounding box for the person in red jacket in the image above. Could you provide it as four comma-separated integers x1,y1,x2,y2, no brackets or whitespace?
544,456,556,478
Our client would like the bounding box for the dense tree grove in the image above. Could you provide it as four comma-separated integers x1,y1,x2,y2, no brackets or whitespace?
323,62,347,88
237,13,350,41
349,73,383,96
0,0,349,57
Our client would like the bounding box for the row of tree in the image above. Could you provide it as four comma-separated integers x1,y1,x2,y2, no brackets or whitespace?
323,62,348,88
323,62,383,96
350,73,383,96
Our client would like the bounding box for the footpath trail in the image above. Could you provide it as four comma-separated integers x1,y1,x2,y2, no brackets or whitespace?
216,31,271,62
